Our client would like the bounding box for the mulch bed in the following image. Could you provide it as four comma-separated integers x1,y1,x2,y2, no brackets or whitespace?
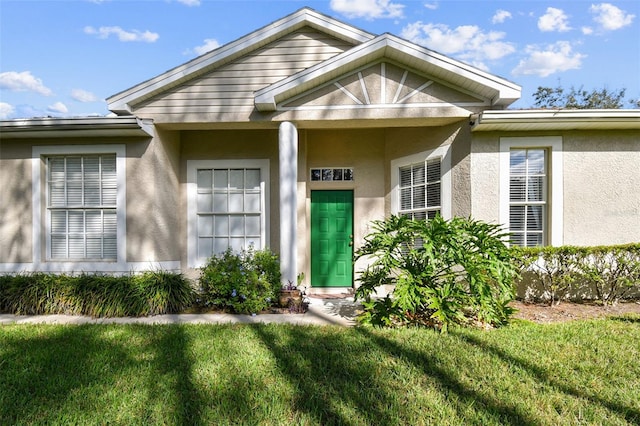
511,300,640,323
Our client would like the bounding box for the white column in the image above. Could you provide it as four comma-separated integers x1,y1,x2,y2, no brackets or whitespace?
279,121,298,287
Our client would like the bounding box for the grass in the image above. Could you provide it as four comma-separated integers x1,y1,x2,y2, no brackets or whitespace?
1,317,639,425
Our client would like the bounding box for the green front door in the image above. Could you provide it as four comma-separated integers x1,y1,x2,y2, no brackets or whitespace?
311,190,354,287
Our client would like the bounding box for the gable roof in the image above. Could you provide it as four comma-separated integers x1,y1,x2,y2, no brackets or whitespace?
255,33,521,111
107,8,374,115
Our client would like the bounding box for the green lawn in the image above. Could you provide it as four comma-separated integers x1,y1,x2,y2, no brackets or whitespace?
1,317,639,425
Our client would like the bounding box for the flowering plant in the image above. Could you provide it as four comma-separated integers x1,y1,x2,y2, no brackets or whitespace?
198,247,281,314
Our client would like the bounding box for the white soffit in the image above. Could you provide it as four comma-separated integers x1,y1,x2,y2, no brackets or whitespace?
255,33,521,112
472,109,640,131
106,8,374,115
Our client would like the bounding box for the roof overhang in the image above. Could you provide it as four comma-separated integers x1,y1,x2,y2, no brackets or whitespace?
254,33,521,112
0,116,154,139
106,7,374,115
471,109,640,132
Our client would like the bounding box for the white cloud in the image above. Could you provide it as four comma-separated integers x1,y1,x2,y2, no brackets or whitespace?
512,41,586,77
401,22,515,69
47,101,68,115
188,38,221,56
84,26,159,42
71,88,98,102
0,102,15,119
492,10,512,24
330,0,404,20
581,26,594,35
176,0,200,5
590,3,635,31
0,71,53,96
538,7,571,32
424,2,438,10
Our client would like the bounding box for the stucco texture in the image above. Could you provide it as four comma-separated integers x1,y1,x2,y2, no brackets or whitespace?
562,131,640,245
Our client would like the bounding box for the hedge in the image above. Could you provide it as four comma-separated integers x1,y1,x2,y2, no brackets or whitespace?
512,244,640,305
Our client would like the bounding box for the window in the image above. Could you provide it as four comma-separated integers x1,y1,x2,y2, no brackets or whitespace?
310,168,354,181
509,149,546,247
188,160,269,267
33,144,126,269
399,159,441,220
391,145,451,220
499,137,563,247
48,155,117,259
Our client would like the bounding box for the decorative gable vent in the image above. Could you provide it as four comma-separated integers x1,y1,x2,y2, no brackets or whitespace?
279,62,484,110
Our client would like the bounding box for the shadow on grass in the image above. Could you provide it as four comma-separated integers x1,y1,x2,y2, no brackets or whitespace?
144,325,204,425
355,327,540,426
609,314,640,324
252,324,404,425
453,330,640,424
0,325,203,425
0,325,132,423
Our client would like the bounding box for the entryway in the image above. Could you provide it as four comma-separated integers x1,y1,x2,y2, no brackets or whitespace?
310,190,354,288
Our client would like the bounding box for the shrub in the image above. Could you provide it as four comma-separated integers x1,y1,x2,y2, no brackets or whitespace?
354,215,517,332
513,244,640,305
0,271,194,316
198,248,281,314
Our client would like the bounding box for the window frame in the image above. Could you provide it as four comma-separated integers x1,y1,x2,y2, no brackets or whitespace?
390,145,451,219
187,159,270,268
499,137,563,247
32,145,127,270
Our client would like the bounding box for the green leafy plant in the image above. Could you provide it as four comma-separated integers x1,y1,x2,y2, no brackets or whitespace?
198,247,281,314
354,215,517,332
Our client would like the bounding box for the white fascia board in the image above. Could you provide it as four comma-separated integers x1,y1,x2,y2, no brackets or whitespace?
473,109,640,131
255,34,521,111
107,8,374,114
0,116,153,139
382,35,521,104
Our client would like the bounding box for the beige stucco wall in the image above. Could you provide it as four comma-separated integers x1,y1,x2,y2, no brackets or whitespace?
470,130,640,246
0,140,33,263
562,130,640,245
126,129,182,263
469,133,501,224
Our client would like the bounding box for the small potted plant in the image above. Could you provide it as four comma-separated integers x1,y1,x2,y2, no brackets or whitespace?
278,273,305,308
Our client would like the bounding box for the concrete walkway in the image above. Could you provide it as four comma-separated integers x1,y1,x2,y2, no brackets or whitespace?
0,295,361,327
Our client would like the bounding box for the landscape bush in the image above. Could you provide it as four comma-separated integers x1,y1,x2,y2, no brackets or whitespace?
0,271,194,316
198,247,281,314
354,215,517,332
513,244,640,305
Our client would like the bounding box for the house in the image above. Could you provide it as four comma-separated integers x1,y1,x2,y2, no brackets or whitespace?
1,8,639,292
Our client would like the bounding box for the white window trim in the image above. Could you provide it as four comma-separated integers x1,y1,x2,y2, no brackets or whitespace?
187,159,270,268
390,145,452,219
32,144,127,271
499,136,563,246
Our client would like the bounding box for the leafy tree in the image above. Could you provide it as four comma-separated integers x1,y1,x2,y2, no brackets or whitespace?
532,85,630,109
354,215,517,332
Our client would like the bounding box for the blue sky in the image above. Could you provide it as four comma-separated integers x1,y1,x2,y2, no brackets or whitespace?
1,0,638,119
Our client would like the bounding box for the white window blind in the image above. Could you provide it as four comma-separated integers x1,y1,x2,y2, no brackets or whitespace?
398,158,441,220
47,155,117,259
509,149,546,247
196,168,263,258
